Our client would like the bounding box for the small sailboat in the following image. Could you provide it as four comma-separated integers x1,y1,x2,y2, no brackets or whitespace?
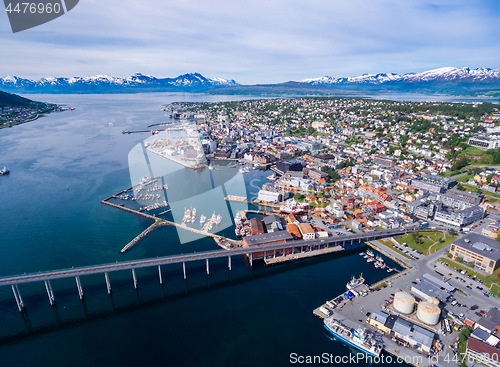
200,214,206,227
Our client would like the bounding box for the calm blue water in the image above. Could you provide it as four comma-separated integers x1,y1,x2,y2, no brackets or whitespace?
0,93,408,367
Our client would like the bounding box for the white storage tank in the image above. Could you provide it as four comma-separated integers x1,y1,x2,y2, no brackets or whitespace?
428,297,440,305
393,291,415,315
416,302,440,326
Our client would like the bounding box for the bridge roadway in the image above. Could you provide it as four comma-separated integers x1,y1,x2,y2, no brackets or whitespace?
0,226,420,287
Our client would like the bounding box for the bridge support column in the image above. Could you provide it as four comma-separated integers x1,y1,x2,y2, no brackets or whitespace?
182,262,186,280
75,276,84,300
12,285,24,312
105,272,111,294
273,249,276,258
206,259,210,275
228,256,231,270
249,253,253,267
132,269,137,289
158,265,163,284
44,280,55,306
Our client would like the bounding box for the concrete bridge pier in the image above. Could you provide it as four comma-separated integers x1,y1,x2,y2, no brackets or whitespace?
75,276,84,300
105,272,111,294
132,269,138,289
44,280,55,306
206,259,210,275
249,253,253,267
228,256,231,271
158,265,163,284
182,262,186,280
11,284,24,312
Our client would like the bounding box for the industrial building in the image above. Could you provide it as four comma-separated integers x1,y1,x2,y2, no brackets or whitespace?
468,135,500,150
368,310,437,354
449,234,500,274
242,231,294,260
411,280,449,303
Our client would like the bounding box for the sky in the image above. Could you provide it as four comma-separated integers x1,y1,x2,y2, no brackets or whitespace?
1,0,500,84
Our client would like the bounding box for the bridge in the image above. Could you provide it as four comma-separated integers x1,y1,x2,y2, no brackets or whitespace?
0,226,421,312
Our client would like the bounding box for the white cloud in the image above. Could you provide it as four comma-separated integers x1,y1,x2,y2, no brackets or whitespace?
0,0,499,83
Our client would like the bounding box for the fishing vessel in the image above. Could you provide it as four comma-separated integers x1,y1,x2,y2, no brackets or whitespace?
0,167,9,175
215,214,222,225
199,214,206,227
346,274,364,290
324,318,383,357
235,227,242,237
183,208,192,223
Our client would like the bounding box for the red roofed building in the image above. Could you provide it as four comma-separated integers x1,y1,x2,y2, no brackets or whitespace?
465,337,500,367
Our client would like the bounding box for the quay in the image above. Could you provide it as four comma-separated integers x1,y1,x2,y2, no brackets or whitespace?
121,220,164,253
264,245,343,265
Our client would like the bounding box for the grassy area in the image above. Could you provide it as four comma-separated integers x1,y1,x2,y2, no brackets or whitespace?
455,174,474,183
373,282,387,290
377,239,414,260
439,257,500,289
491,284,500,298
461,145,487,156
396,231,457,255
457,183,500,200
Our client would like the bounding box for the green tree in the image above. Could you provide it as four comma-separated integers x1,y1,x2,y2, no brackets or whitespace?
456,256,463,263
447,252,452,258
467,261,474,268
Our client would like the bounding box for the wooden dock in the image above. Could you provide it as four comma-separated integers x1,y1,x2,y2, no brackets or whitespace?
224,195,247,203
264,245,343,265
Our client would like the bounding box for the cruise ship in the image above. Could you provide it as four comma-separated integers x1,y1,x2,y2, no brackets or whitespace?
324,318,383,357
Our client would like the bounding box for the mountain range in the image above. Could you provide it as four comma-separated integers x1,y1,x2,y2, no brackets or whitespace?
1,67,500,95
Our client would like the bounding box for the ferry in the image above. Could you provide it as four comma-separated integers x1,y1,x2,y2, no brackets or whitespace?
324,318,383,357
346,274,364,290
1,167,10,175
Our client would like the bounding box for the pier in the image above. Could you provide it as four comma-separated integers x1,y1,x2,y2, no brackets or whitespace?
264,245,343,265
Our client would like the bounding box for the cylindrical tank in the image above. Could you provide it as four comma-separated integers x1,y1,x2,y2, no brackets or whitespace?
416,302,441,326
428,297,440,305
393,291,415,315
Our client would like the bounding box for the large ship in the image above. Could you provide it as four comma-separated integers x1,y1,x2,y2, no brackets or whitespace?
324,318,383,357
346,274,364,290
279,199,308,214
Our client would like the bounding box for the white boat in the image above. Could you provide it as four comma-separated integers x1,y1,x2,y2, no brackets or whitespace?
235,227,242,237
346,274,364,290
266,174,277,181
324,318,383,357
183,208,192,223
215,214,222,225
191,207,196,222
200,214,206,227
0,167,9,175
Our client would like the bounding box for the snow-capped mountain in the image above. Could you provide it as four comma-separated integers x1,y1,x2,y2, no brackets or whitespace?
300,67,500,85
0,72,238,93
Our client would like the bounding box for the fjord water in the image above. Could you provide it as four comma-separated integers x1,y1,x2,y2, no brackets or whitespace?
0,93,408,367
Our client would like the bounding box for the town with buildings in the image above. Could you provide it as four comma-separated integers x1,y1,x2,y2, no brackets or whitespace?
0,102,60,129
154,97,500,366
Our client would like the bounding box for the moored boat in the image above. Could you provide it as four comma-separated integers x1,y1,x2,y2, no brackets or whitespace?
323,318,383,357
